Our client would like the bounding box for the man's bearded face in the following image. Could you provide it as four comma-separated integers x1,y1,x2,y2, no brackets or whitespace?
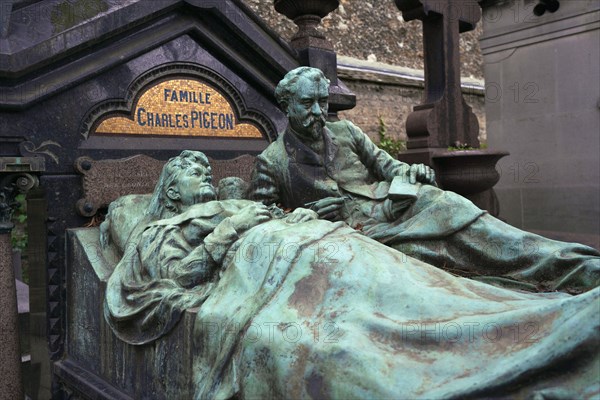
287,77,329,139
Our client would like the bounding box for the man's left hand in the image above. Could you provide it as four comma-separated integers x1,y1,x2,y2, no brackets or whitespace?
407,163,436,185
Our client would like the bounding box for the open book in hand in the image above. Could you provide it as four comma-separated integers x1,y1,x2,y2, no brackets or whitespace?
388,176,420,201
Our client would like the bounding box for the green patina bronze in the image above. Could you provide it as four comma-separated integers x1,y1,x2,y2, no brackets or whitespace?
249,67,600,293
102,68,600,399
103,150,599,399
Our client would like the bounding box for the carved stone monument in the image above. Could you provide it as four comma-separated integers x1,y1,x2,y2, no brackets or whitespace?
91,150,600,398
394,0,509,214
0,0,346,397
395,0,482,153
1,0,597,398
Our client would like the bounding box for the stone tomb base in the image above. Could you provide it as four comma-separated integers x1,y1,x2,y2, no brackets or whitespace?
59,228,198,399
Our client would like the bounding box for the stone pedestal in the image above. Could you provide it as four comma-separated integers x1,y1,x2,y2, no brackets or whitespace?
0,223,24,400
432,150,509,216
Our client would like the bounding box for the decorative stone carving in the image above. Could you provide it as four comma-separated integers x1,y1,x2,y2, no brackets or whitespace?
273,0,356,116
80,64,277,142
75,155,168,217
0,157,43,400
274,0,340,50
0,160,43,224
394,0,481,150
74,154,257,217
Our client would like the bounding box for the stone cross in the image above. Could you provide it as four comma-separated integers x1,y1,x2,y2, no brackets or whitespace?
395,0,481,155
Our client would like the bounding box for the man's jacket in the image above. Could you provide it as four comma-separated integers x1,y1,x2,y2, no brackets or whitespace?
250,120,410,209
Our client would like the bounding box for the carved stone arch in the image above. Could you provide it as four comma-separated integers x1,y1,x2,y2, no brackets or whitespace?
79,62,277,142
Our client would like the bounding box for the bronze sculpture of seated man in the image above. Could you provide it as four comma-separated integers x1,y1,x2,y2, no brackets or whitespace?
249,67,600,294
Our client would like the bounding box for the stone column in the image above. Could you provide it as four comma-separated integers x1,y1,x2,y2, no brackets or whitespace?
274,0,356,116
0,160,42,399
0,219,23,400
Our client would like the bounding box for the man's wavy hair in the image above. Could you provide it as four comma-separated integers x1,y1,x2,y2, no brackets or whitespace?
274,67,330,111
147,150,212,219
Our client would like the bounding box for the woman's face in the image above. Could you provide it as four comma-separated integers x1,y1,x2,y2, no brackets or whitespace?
172,163,217,207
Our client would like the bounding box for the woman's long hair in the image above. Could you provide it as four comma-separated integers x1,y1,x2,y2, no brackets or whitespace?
147,150,211,219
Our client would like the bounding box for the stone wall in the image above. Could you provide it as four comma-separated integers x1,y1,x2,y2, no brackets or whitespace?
336,57,486,145
340,79,422,143
242,1,487,147
242,0,484,80
480,0,600,247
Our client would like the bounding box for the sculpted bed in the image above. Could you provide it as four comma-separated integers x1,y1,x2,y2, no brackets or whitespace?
63,153,600,400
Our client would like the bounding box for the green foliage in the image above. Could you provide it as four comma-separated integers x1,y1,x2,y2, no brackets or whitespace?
11,233,27,251
377,116,406,157
11,194,28,251
447,141,488,151
447,144,475,151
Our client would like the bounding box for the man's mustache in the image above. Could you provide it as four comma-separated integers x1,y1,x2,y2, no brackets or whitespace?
302,113,327,128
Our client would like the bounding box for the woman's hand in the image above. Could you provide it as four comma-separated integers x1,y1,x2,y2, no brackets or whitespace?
285,207,318,224
230,203,272,233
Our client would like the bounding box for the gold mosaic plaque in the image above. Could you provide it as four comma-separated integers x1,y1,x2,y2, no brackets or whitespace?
94,79,263,138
